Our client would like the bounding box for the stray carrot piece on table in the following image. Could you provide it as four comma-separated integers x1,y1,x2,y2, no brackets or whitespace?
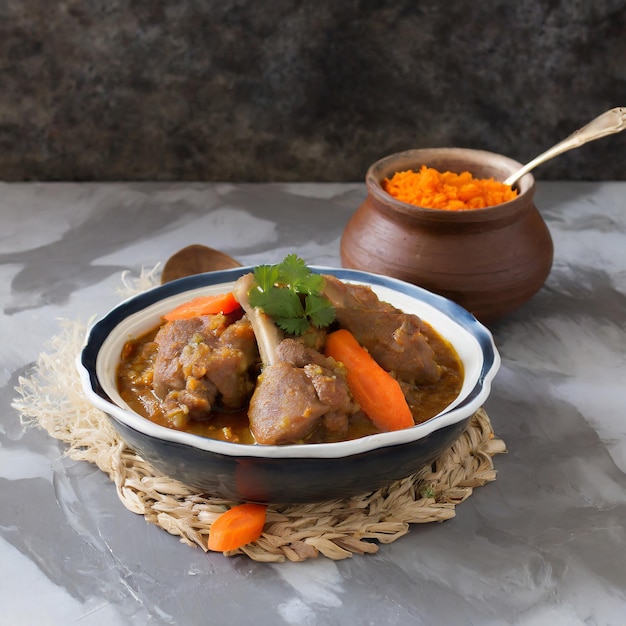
207,503,268,552
163,292,241,321
325,329,414,432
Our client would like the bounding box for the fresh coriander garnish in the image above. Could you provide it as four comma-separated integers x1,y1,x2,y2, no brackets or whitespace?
248,254,336,335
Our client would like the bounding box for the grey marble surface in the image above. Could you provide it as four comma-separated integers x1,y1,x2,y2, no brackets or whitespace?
1,181,625,625
2,0,625,182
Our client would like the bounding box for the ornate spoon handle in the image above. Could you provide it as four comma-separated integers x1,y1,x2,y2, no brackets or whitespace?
505,107,626,187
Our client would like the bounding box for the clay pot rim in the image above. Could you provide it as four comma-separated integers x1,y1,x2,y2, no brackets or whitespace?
366,147,536,222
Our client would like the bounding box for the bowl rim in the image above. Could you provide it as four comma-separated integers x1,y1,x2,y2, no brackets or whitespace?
77,266,500,460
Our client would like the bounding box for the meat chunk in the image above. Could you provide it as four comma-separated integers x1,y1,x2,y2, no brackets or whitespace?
275,336,329,369
233,273,360,445
248,339,358,444
152,313,258,425
322,275,441,384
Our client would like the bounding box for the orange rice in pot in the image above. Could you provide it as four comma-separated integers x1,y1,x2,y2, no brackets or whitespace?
383,165,518,210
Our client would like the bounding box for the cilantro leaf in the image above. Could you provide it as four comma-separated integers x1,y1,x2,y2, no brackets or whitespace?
247,254,336,335
253,264,280,292
305,293,337,328
251,287,304,320
299,272,324,295
276,316,311,336
278,254,309,287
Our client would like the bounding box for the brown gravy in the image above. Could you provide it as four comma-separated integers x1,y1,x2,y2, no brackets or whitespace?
117,321,463,444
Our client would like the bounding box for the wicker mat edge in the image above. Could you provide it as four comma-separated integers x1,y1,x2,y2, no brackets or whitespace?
12,271,506,562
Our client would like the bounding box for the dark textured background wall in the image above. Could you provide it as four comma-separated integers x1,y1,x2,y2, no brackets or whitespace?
1,0,625,182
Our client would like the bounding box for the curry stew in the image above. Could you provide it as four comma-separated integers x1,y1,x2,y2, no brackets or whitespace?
117,318,463,445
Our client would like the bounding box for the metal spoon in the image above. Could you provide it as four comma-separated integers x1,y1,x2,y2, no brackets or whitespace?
161,244,241,284
505,107,626,188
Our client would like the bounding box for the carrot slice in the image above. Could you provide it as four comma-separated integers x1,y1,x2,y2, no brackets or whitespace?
325,328,414,432
163,292,241,321
207,503,267,552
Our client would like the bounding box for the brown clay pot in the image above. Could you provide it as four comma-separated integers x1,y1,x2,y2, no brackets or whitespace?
341,148,554,324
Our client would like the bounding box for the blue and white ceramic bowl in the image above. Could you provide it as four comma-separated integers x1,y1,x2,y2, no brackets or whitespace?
78,266,500,503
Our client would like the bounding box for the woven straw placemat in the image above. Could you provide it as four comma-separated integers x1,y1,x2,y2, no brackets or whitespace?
13,269,506,562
